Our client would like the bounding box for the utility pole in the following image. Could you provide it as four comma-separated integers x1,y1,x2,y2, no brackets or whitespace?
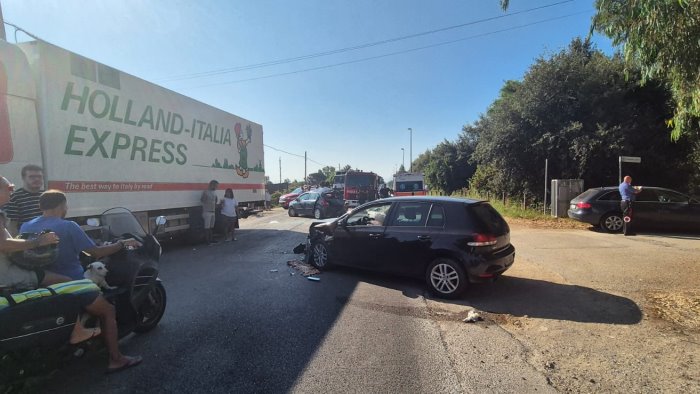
304,151,307,185
543,159,548,215
401,148,405,169
0,0,6,41
407,128,413,172
279,157,281,184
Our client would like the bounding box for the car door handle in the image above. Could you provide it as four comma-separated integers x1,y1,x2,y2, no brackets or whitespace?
369,233,383,239
417,235,431,241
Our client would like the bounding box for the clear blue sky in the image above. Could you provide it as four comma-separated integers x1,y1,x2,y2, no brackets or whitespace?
3,0,612,183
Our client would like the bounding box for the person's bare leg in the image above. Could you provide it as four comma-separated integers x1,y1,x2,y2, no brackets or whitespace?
84,295,141,369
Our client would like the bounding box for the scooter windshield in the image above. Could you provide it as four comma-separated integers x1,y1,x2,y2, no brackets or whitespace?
100,207,147,239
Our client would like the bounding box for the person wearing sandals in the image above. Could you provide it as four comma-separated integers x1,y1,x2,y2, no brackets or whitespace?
220,188,239,242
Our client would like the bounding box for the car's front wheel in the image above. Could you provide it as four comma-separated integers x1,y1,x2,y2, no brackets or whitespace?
426,258,467,299
314,207,324,219
310,240,331,269
288,207,297,217
600,212,623,232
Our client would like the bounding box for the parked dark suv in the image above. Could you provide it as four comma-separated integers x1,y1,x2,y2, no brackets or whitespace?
568,186,700,232
288,187,344,219
304,196,515,298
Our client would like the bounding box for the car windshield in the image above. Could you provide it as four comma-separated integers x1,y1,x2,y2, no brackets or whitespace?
291,187,303,194
345,174,375,187
396,181,423,192
100,207,147,239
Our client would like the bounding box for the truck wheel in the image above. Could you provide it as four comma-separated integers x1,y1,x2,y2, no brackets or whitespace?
426,258,467,299
134,282,167,333
288,207,297,217
600,213,623,233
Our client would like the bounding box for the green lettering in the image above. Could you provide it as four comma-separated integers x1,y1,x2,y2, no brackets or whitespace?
108,95,124,123
138,106,154,129
85,128,111,157
148,139,162,163
111,132,131,158
171,113,184,135
64,124,87,155
161,141,175,164
156,110,171,133
203,124,213,142
176,144,187,165
131,136,148,161
123,99,137,126
88,89,110,119
223,128,231,146
61,82,88,114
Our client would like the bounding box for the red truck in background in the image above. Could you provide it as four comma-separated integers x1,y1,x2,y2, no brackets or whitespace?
343,171,379,208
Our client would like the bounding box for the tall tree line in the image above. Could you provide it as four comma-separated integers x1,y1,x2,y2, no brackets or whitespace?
415,39,699,199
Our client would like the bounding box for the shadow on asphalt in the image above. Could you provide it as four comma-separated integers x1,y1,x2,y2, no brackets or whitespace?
461,276,642,325
328,266,642,325
41,228,362,394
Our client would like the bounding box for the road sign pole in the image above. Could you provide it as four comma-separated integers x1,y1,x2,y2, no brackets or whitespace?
619,156,622,184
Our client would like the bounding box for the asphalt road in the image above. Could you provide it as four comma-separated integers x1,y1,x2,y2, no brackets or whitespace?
46,209,553,393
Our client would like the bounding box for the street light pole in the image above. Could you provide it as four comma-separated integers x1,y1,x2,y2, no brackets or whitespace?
401,148,405,170
407,128,413,172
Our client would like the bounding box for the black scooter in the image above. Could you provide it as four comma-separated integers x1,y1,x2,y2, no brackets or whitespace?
0,207,167,358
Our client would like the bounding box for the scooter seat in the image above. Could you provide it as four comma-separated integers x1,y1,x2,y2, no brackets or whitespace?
0,279,100,311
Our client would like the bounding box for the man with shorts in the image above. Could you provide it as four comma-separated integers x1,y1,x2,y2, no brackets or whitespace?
201,180,219,245
19,189,143,373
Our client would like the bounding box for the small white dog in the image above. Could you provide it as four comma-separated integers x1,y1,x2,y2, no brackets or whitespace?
84,261,116,290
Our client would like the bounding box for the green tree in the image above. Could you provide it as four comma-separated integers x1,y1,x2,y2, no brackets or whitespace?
502,0,700,139
592,0,700,140
470,39,690,199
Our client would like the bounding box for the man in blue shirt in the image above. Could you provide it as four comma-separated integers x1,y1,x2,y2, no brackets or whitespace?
619,175,641,236
21,190,142,373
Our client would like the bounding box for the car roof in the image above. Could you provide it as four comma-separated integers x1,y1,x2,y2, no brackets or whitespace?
588,186,686,193
379,196,484,205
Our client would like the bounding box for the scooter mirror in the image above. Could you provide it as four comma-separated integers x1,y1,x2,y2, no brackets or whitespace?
86,218,100,227
155,216,167,226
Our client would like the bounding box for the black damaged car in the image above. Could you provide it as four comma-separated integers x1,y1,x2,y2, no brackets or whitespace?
304,196,515,298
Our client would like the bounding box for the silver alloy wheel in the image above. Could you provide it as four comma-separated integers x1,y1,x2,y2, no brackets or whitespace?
313,243,327,268
604,215,623,231
314,208,322,219
430,263,460,294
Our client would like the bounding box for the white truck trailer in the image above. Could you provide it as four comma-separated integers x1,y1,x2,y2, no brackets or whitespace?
0,39,265,236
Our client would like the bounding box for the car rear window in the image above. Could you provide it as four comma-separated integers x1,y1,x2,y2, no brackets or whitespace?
466,203,508,235
597,191,621,201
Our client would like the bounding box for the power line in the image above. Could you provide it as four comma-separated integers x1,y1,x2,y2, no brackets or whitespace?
156,0,574,83
264,144,329,168
185,11,588,89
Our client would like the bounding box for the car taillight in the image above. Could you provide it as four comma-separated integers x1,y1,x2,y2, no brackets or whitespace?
576,202,592,209
467,234,497,247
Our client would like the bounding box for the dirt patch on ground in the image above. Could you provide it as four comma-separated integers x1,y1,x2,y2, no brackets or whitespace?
506,216,591,230
645,291,700,332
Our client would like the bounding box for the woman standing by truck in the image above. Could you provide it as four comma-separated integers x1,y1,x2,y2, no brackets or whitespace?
220,189,239,242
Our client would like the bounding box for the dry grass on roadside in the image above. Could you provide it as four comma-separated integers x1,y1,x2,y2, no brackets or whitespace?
645,291,700,332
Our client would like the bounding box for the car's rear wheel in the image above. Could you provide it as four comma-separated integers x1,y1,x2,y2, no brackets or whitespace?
310,240,331,269
314,207,324,219
288,207,297,217
426,258,467,299
600,212,623,232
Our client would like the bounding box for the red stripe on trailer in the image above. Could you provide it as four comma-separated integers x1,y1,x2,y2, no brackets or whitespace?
48,181,264,193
